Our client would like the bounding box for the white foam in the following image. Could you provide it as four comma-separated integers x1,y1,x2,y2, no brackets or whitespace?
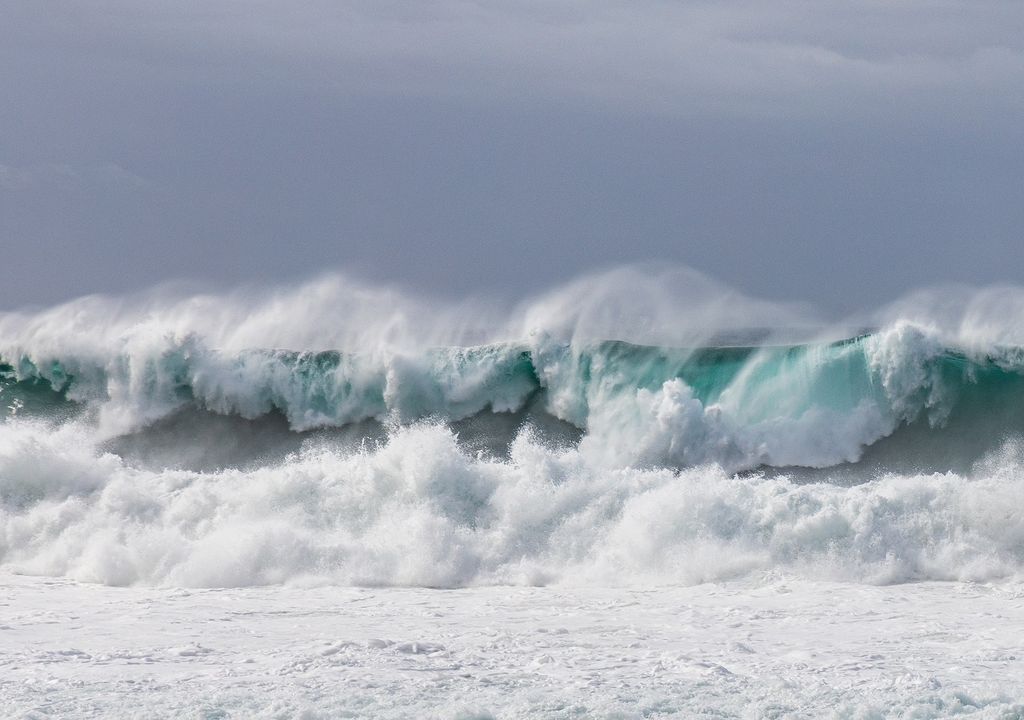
3,417,1024,588
6,571,1024,718
4,269,1024,588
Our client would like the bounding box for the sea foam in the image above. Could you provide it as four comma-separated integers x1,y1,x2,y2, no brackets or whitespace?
3,268,1024,588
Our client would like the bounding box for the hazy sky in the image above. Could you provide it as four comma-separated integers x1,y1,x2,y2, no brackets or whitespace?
1,1,1022,314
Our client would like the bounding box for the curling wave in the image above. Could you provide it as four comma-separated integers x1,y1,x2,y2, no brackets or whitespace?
3,270,1024,587
3,322,1024,472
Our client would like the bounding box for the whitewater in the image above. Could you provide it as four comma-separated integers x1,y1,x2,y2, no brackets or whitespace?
3,267,1024,718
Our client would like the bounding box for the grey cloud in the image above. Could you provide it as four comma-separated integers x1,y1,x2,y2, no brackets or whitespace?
0,1,1021,313
6,1,1022,120
0,162,147,192
0,163,78,191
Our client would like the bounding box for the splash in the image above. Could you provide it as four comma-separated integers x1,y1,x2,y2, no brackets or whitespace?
3,267,1024,587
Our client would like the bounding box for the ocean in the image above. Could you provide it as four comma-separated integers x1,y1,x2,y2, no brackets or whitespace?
2,269,1023,717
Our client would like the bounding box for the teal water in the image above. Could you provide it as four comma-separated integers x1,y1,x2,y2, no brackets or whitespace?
4,332,1023,474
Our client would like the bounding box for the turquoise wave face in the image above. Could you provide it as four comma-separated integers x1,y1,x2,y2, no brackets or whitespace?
0,361,79,421
4,331,1024,473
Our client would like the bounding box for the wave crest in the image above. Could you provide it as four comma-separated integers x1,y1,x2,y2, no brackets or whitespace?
5,321,1024,472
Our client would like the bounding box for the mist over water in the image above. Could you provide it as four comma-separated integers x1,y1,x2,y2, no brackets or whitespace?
3,266,1024,588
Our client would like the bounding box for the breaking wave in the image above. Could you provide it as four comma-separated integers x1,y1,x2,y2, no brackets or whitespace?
2,268,1024,587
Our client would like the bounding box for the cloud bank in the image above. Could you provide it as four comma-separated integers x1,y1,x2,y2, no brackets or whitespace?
0,1,1021,312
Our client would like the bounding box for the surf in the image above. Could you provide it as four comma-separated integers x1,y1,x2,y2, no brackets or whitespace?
4,325,1024,474
3,268,1024,588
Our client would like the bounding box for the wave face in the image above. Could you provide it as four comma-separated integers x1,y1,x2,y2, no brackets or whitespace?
3,271,1024,588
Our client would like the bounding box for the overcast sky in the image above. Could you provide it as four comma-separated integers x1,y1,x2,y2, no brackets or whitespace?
1,1,1022,314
